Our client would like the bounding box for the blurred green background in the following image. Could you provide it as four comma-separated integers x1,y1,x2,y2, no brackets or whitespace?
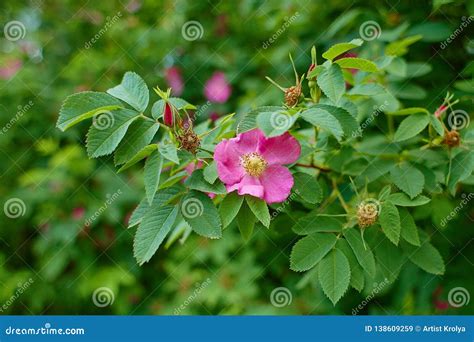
0,0,473,314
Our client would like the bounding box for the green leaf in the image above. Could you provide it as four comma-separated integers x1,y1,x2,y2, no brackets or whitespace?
133,205,178,265
168,97,196,110
300,108,344,141
107,72,149,112
256,111,296,137
386,107,430,116
159,171,187,189
343,228,376,277
203,161,219,184
322,38,363,61
403,240,445,275
336,239,364,292
317,64,345,104
447,151,474,195
393,113,430,142
159,141,179,164
245,196,270,228
181,190,222,239
118,144,158,172
219,192,244,228
86,108,139,158
319,249,350,305
184,169,226,194
151,99,165,120
114,119,159,165
390,163,425,199
398,208,420,246
318,104,359,138
378,185,392,201
334,57,378,72
144,151,163,205
375,237,403,282
387,193,430,206
293,172,323,204
292,215,343,235
236,201,256,241
236,106,282,134
290,233,338,272
429,115,445,137
348,84,386,96
307,65,326,79
57,92,123,131
379,201,401,245
385,35,423,56
128,187,181,228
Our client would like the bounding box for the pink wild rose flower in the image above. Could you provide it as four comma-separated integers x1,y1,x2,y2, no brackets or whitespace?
165,66,184,96
214,128,301,204
204,72,231,103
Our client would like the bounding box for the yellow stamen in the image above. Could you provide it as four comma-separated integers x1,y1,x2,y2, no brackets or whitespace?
240,152,267,177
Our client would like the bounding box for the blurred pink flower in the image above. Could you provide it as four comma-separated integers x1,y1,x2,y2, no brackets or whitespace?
204,72,231,103
72,207,85,220
214,128,300,204
209,112,220,122
165,66,184,96
0,59,22,80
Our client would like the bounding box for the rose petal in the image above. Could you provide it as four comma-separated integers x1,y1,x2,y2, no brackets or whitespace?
258,132,301,165
260,165,294,204
232,128,265,155
214,139,244,184
227,175,264,199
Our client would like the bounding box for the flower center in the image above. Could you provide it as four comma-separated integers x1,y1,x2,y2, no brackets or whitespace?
240,152,267,177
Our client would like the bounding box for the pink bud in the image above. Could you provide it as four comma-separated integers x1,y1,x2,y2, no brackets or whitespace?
164,103,173,126
434,105,447,118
